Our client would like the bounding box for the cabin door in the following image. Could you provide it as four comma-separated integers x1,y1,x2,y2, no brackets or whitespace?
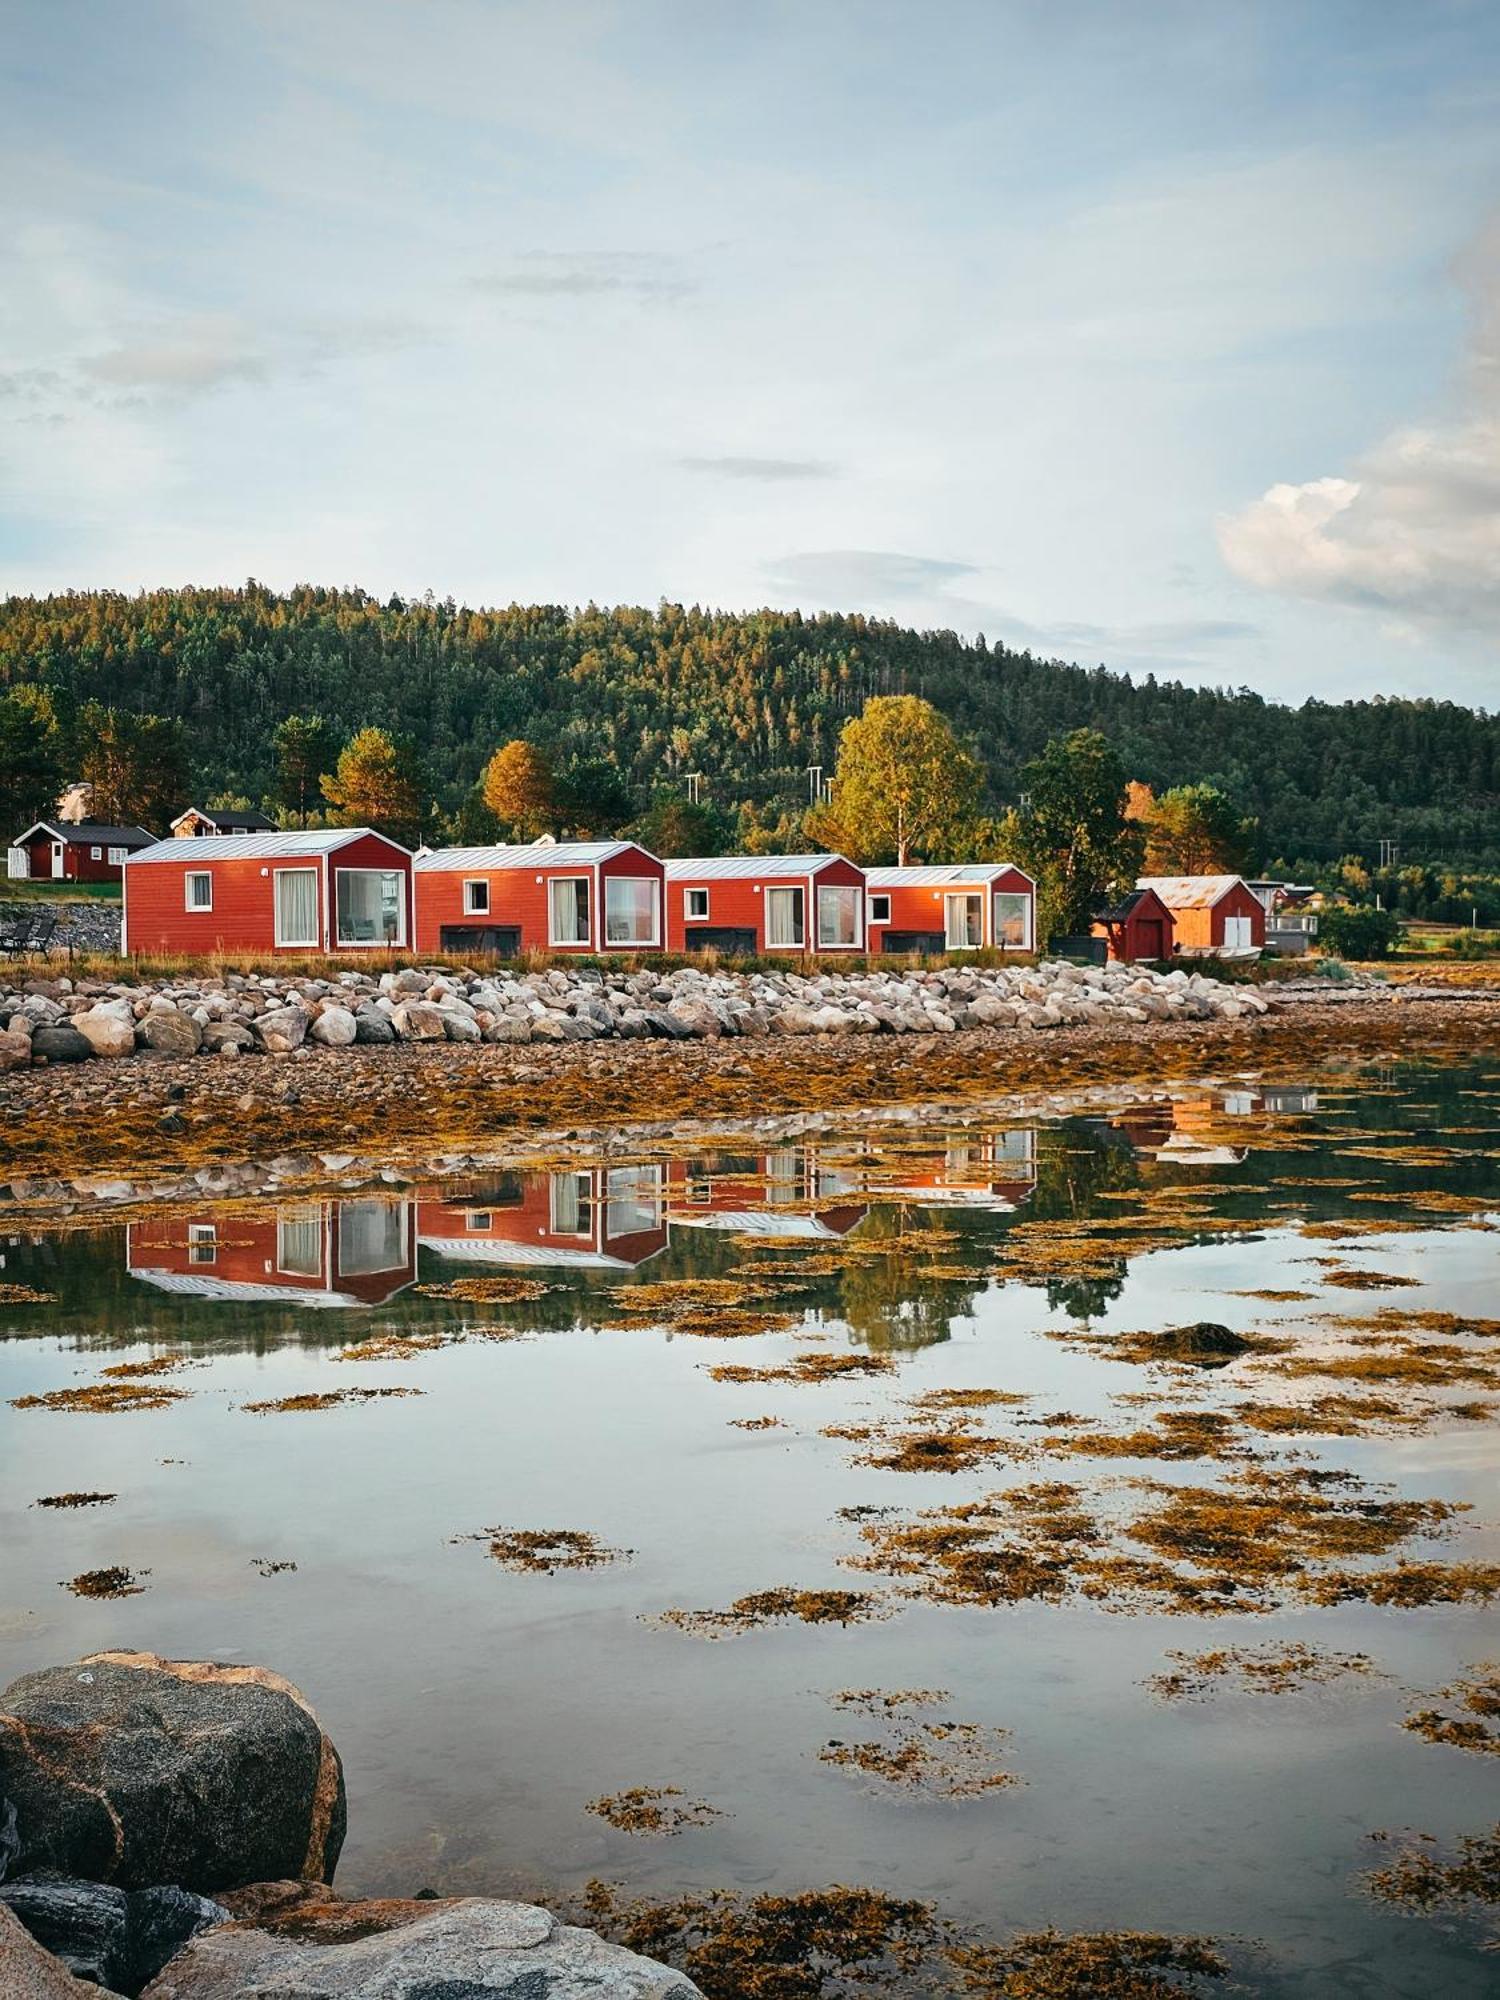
944,893,982,949
1223,915,1253,950
51,841,66,879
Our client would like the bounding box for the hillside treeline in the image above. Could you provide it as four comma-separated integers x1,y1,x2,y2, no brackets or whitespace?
1,584,1495,867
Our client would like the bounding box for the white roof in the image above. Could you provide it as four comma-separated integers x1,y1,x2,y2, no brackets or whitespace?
1137,874,1249,910
128,1267,368,1308
125,829,403,864
864,863,1030,888
417,1235,640,1270
414,841,638,872
663,853,848,881
667,1210,850,1239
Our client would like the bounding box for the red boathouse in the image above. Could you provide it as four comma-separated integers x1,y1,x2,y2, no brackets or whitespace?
862,863,1035,954
412,841,664,956
121,829,414,957
663,854,866,955
1092,885,1176,963
1135,875,1265,956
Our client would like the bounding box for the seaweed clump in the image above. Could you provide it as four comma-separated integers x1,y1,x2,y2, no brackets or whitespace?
241,1387,423,1413
34,1491,115,1508
458,1526,632,1572
12,1381,188,1414
587,1786,725,1835
579,1881,941,1998
1401,1664,1500,1756
709,1353,893,1386
1145,1643,1379,1702
819,1690,1020,1798
948,1927,1231,1997
63,1566,147,1599
656,1587,887,1637
1365,1824,1500,1914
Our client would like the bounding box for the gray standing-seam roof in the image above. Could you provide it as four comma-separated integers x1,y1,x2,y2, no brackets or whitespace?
414,841,641,872
14,819,157,849
662,853,849,881
124,829,405,864
864,863,1030,888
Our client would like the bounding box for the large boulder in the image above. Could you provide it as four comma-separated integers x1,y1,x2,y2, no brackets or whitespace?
390,1002,445,1041
0,1654,345,1896
0,1905,111,2000
72,1007,137,1059
353,1004,396,1046
0,1028,32,1071
252,1007,308,1054
140,1894,701,1998
139,1013,202,1058
309,1006,357,1048
29,1024,93,1063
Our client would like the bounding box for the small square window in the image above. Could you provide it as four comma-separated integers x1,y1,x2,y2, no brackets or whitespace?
463,879,490,915
466,1209,493,1231
870,894,891,923
685,887,710,920
89,846,102,860
186,872,213,911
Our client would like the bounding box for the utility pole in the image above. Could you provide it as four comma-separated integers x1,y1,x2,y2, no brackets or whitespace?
1378,837,1399,870
806,765,823,803
686,773,703,805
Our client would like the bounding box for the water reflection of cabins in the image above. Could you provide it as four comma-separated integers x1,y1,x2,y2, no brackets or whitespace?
859,1128,1037,1210
665,1146,869,1239
418,1166,669,1271
1107,1087,1319,1166
126,1199,417,1306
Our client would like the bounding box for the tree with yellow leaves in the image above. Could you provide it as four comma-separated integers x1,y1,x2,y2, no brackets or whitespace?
806,695,981,864
321,727,428,845
481,739,556,840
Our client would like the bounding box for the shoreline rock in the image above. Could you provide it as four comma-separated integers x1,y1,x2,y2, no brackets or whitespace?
0,957,1276,1067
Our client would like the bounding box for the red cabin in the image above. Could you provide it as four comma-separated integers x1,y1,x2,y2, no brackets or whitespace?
1092,885,1176,963
1135,875,1265,957
413,841,664,956
863,863,1035,954
126,1198,417,1307
8,818,156,884
121,829,414,957
664,854,866,956
417,1165,669,1271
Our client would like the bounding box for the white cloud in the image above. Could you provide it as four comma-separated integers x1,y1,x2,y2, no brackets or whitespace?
1219,214,1500,632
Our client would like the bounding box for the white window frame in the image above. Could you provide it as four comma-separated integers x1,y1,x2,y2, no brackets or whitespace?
944,891,983,950
334,866,407,949
764,884,805,950
463,878,490,915
185,871,213,913
816,882,861,950
992,890,1032,951
604,875,661,948
89,845,102,860
276,1210,324,1277
107,845,127,866
274,867,320,950
869,893,891,924
547,874,592,948
549,1170,593,1236
684,886,710,921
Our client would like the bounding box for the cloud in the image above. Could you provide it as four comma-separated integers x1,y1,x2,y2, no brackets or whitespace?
474,252,695,303
679,454,836,482
83,333,270,392
1219,214,1500,632
765,549,977,602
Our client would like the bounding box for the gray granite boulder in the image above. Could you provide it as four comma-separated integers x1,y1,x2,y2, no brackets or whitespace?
30,1024,94,1063
0,1876,227,1995
140,1895,701,1998
0,1653,345,1895
139,1013,202,1058
253,1006,307,1053
0,1903,116,1998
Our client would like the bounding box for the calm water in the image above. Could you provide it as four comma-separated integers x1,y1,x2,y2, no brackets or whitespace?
3,1057,1498,1994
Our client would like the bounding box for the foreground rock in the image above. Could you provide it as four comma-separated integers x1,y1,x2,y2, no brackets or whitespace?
141,1894,702,1998
0,1877,223,1994
0,955,1276,1067
0,1654,345,1894
0,1904,114,1999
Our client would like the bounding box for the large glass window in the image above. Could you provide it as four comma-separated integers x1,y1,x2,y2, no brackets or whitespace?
605,1165,663,1238
817,884,860,948
275,868,319,948
945,893,983,949
337,1200,409,1274
336,869,404,946
276,1211,323,1276
549,1171,593,1234
549,877,591,946
765,885,804,948
992,891,1031,949
605,876,660,945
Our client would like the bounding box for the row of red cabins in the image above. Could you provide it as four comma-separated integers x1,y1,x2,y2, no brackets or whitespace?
119,834,1042,958
116,832,1267,961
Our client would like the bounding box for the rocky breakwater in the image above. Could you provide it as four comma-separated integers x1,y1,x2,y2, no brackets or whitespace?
0,1651,700,1998
0,957,1270,1069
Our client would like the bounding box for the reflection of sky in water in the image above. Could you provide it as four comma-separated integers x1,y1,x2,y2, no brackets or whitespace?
2,1059,1498,1995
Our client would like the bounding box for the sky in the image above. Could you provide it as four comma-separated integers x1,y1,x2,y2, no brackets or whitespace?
2,0,1498,707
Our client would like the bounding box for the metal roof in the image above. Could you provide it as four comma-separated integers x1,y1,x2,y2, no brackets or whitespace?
125,829,400,864
172,806,277,831
864,863,1027,888
414,841,635,872
662,853,847,880
1137,874,1249,909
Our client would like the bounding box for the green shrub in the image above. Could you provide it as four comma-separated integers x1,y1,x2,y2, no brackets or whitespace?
1319,905,1404,960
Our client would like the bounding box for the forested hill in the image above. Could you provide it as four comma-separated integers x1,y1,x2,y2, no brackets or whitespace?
2,584,1495,866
